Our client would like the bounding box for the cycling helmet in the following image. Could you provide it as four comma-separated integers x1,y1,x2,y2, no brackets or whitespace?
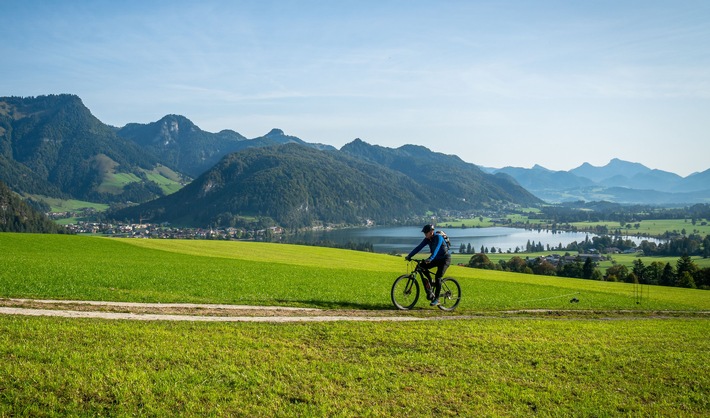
421,224,434,233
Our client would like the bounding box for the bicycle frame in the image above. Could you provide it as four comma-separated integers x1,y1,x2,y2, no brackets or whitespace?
391,259,461,311
410,259,436,298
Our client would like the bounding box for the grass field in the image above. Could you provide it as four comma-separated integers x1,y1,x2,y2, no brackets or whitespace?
570,218,710,237
25,195,110,213
453,251,710,270
1,233,708,416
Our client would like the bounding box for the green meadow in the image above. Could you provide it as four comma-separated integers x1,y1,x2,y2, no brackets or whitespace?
571,218,710,237
455,251,710,270
1,233,708,416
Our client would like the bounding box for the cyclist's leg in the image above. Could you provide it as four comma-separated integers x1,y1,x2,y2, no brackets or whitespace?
433,255,452,299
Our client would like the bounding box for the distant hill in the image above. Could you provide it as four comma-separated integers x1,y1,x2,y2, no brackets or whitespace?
340,139,541,207
570,158,651,183
0,95,183,204
113,143,434,227
491,159,710,205
0,180,64,233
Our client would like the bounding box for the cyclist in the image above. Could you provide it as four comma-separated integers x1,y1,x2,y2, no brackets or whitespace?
405,224,451,306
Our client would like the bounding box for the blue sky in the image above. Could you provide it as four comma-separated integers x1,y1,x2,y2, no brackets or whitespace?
2,0,708,176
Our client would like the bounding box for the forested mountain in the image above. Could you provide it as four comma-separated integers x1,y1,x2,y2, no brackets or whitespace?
0,180,64,233
0,95,179,204
340,139,541,207
116,115,248,177
2,94,539,229
113,143,433,227
117,117,335,177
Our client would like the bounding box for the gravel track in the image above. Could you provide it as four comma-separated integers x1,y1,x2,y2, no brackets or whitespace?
0,298,432,322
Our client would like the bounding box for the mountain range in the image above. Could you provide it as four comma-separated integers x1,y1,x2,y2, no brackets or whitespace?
483,160,710,205
1,94,708,229
1,94,538,228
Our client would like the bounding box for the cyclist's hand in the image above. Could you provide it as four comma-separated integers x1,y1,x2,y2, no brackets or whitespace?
425,258,432,264
405,256,411,261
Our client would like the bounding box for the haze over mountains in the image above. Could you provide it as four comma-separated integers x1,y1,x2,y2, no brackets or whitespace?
1,94,708,228
485,160,710,205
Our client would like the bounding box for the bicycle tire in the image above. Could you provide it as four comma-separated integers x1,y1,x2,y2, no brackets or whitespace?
391,274,420,310
437,277,461,311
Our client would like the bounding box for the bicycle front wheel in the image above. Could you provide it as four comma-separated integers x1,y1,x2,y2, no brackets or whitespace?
438,277,461,311
391,274,420,310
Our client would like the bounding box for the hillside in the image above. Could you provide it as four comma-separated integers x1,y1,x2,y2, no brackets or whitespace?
0,95,182,204
113,143,433,227
340,139,541,207
117,118,336,177
0,180,64,233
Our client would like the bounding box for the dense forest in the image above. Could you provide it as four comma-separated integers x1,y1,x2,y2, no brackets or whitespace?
112,142,540,229
0,95,167,203
0,180,65,233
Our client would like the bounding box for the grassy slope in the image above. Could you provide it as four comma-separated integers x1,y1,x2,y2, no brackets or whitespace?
1,233,708,416
1,233,708,311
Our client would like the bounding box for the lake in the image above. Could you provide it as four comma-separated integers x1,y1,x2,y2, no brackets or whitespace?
282,226,659,254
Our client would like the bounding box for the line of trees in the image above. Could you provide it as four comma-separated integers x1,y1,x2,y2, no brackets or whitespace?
467,253,709,290
638,234,710,258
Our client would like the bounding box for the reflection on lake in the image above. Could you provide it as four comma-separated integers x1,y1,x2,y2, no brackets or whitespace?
282,226,658,254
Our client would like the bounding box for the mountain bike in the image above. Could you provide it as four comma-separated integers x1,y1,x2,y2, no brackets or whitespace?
391,259,461,311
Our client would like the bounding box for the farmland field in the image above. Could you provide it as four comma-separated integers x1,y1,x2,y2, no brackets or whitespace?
571,218,710,237
453,251,710,270
1,233,708,416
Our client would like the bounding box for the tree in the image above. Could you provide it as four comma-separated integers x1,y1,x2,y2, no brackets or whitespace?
606,264,629,282
582,257,595,280
559,261,583,279
676,254,698,280
645,261,665,285
677,271,696,289
695,267,710,289
468,253,495,270
532,259,557,276
660,263,675,287
632,259,646,284
505,256,528,273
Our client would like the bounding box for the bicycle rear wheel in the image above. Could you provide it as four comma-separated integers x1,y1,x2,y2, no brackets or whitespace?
437,277,461,311
391,274,420,310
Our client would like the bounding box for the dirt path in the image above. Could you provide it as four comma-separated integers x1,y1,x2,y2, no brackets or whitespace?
2,298,706,322
0,298,433,322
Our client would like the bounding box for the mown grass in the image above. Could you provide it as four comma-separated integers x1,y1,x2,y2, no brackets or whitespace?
1,233,709,416
0,315,708,417
0,317,710,416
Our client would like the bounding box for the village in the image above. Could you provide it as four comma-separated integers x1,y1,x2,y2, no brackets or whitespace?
63,220,284,240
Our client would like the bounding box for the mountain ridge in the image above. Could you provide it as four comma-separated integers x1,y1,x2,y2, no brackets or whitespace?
490,159,710,204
